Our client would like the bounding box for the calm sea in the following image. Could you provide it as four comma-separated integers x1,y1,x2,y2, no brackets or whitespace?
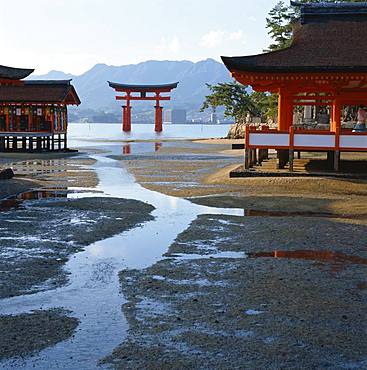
68,123,231,148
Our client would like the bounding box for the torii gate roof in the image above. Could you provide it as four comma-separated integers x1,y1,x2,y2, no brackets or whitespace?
108,81,179,92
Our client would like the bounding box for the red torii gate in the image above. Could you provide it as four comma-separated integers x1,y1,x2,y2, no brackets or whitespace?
108,82,178,132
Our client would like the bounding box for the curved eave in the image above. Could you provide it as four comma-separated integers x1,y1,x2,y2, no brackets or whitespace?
108,81,179,91
24,79,73,85
221,56,367,75
0,65,34,80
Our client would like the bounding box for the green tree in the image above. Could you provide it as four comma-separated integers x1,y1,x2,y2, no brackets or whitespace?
265,1,295,51
201,84,278,123
201,83,260,121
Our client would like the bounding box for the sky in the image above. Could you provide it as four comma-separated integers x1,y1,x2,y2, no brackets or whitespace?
0,0,280,75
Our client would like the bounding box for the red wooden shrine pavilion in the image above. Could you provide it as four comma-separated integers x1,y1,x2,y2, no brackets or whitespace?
0,65,80,152
222,2,367,172
108,82,178,132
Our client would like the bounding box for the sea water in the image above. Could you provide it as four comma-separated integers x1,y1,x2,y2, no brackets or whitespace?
68,123,232,147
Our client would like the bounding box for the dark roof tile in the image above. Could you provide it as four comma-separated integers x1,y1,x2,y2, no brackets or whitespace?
108,81,179,91
0,81,80,105
222,4,367,74
0,65,34,80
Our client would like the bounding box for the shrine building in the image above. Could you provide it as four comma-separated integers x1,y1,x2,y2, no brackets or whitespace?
222,1,367,172
0,65,80,152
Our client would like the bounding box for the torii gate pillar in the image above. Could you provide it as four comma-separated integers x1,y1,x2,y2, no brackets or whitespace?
122,104,132,132
155,105,163,132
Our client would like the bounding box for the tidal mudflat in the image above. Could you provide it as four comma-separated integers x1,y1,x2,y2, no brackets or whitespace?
0,141,366,369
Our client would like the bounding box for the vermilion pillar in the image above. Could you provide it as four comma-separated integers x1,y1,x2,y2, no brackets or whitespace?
331,99,341,132
122,104,132,132
278,91,292,131
154,93,163,132
155,106,163,132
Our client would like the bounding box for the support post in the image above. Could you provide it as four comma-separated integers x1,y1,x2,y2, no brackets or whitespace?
334,126,340,172
36,137,42,152
28,109,32,131
244,125,250,170
289,126,295,172
331,98,341,133
5,111,9,131
332,99,341,172
277,150,289,169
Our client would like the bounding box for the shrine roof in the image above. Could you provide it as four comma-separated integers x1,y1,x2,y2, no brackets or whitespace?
0,65,35,80
222,2,367,74
108,81,179,91
0,80,81,105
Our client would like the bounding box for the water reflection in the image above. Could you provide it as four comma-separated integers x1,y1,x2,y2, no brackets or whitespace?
10,160,69,175
122,144,131,155
248,250,367,273
121,142,163,155
244,209,367,220
0,189,68,211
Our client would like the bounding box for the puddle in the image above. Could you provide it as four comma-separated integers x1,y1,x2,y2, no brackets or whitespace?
169,251,246,261
245,309,264,316
244,209,367,220
0,189,68,211
0,149,243,370
248,250,367,272
122,142,163,156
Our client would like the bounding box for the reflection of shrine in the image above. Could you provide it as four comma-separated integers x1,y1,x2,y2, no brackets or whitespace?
108,82,178,132
248,250,367,274
0,187,68,211
0,65,80,152
222,2,367,172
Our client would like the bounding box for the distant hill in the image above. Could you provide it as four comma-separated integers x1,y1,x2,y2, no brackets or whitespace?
29,59,232,112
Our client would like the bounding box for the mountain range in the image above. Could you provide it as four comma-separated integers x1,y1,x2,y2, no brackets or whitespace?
29,59,232,114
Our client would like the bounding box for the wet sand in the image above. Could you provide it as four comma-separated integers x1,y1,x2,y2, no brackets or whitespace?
0,151,155,362
0,309,78,362
118,140,367,216
1,140,367,368
104,139,367,369
106,214,367,369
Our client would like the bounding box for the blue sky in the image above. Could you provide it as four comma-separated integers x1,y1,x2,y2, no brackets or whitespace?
0,0,280,75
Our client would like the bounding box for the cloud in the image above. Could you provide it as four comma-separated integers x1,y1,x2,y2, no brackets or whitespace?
229,30,244,41
155,35,181,54
200,30,246,48
199,30,226,48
